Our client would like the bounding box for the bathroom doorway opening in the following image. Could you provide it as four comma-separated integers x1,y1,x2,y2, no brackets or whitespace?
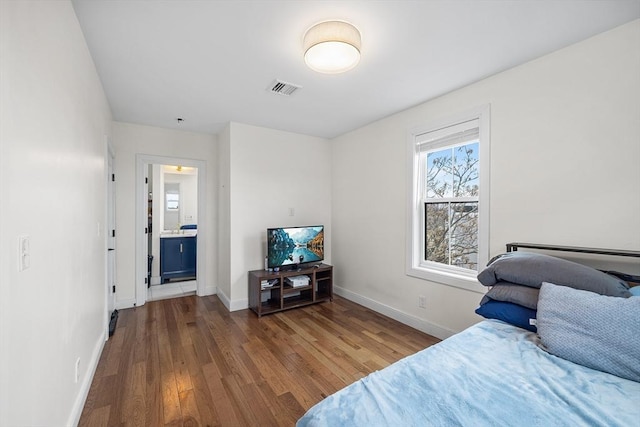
147,164,198,301
135,154,207,306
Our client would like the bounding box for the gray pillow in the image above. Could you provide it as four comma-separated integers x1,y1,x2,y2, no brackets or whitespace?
537,282,640,382
477,252,631,297
480,282,540,310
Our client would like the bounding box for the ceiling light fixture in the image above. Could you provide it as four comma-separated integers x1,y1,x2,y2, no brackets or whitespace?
303,20,361,74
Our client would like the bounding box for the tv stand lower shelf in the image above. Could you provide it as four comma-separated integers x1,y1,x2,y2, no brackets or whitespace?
248,264,333,317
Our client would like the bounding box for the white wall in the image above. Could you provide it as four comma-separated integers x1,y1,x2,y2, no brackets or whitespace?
219,122,332,310
111,122,217,306
0,1,113,425
331,20,640,338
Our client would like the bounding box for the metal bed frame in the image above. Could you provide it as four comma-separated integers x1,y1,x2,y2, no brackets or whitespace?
505,242,640,283
505,242,640,258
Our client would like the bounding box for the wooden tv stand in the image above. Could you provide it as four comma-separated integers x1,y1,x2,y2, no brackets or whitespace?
248,264,333,317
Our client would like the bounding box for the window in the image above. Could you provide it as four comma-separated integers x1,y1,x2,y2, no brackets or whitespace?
166,193,179,210
407,106,490,292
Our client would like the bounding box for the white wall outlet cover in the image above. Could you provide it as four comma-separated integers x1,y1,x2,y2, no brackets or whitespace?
75,357,80,383
18,235,30,271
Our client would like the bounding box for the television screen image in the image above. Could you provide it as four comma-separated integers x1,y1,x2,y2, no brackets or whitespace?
267,225,324,269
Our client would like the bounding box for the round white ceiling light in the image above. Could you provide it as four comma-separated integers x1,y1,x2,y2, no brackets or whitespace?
303,21,361,74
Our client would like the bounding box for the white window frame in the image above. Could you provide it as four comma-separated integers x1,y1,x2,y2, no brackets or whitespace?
406,105,490,293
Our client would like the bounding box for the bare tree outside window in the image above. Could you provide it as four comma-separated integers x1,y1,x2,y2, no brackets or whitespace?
424,142,479,270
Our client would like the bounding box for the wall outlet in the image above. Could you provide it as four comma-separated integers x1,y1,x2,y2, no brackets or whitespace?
74,357,81,383
418,295,426,309
288,207,295,216
18,235,30,272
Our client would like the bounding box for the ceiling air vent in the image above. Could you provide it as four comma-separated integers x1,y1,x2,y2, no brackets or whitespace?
268,79,301,96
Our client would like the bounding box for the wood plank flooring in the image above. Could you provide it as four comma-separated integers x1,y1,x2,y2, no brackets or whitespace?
79,295,440,427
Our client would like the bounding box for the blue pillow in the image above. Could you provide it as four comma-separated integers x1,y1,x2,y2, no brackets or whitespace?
475,300,537,332
630,286,640,297
537,282,640,382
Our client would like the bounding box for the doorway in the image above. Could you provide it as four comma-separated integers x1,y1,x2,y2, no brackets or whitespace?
135,154,207,306
148,164,198,301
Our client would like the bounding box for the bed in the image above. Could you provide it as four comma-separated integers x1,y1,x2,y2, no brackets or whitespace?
298,244,640,427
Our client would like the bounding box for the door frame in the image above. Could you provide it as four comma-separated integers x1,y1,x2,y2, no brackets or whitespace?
135,154,207,306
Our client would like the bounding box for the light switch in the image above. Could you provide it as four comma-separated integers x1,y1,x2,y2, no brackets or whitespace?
18,235,30,271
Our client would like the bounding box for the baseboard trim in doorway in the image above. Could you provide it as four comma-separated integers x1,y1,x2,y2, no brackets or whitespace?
115,298,136,310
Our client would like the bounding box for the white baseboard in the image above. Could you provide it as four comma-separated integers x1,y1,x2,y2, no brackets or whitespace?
216,288,231,311
202,284,217,296
229,298,248,312
215,288,247,312
67,329,106,427
334,285,456,340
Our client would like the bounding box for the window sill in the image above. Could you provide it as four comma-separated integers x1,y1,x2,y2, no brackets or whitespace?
407,265,485,294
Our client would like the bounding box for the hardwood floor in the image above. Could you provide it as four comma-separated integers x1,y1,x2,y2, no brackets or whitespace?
79,295,440,427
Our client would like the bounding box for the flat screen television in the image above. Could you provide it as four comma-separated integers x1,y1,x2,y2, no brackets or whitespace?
267,225,324,269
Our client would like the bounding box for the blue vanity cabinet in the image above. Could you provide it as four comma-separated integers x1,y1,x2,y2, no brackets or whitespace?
160,238,183,278
160,235,197,283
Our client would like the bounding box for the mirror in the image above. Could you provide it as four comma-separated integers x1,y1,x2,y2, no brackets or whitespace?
164,182,180,230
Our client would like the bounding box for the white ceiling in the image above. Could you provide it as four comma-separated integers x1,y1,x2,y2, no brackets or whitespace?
72,1,640,139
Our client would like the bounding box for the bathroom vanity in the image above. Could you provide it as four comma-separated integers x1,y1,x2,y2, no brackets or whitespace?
160,232,196,283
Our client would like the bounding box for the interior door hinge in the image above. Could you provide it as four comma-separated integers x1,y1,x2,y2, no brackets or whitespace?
111,173,115,182
144,277,148,284
145,227,148,234
112,229,115,238
112,285,116,293
145,177,148,184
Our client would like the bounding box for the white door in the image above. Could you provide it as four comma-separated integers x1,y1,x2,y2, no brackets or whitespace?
107,152,116,319
145,166,150,291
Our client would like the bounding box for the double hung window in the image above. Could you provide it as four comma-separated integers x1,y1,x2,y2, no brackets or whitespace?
407,106,489,291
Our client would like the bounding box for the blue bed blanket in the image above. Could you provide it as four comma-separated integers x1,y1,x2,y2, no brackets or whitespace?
297,320,640,427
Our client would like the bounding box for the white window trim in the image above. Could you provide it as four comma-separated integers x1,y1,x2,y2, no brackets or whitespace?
406,105,490,293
